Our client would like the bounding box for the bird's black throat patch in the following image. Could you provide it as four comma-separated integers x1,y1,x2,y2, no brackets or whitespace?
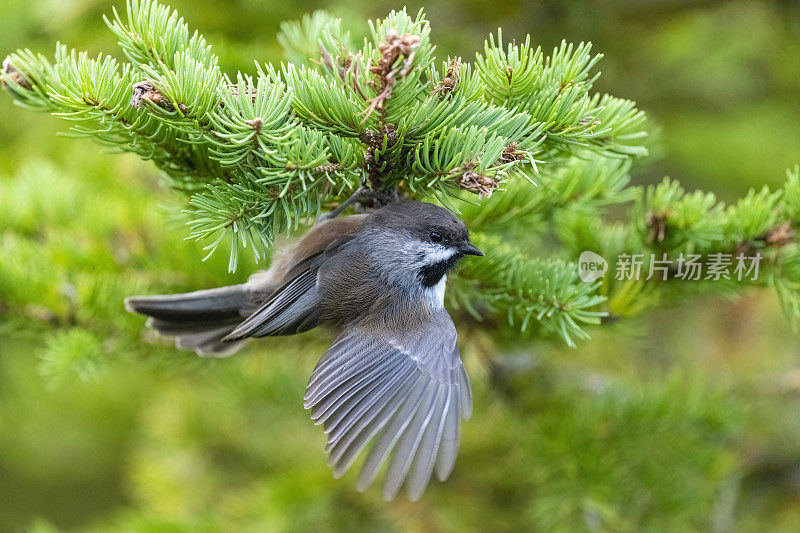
418,254,462,287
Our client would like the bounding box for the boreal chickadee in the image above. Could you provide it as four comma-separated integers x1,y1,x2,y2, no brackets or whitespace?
125,201,483,501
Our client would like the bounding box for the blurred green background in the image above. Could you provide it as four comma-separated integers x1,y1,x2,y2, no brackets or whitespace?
1,0,799,531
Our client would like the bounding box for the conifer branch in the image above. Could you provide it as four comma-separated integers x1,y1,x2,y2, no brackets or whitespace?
6,1,798,347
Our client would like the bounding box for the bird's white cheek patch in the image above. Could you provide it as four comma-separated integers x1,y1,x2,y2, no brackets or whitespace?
421,246,457,264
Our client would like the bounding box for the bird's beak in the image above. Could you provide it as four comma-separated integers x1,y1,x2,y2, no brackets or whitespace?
459,242,484,256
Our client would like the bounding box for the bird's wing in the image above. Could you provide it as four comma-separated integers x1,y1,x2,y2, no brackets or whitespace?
224,266,321,339
305,310,472,501
224,232,358,341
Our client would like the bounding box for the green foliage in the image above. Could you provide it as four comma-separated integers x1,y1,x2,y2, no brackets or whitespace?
4,0,800,347
508,374,741,531
3,0,800,531
454,234,606,347
635,177,725,253
5,152,799,532
39,328,108,383
1,1,644,268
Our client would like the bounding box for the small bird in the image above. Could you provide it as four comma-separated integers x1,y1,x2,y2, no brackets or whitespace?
125,200,483,501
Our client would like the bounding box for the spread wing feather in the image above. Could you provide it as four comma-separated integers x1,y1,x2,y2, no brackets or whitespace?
304,311,471,501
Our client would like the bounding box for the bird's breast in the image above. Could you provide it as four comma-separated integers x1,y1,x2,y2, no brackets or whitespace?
423,275,447,309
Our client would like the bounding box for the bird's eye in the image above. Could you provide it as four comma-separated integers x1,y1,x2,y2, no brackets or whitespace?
430,231,443,243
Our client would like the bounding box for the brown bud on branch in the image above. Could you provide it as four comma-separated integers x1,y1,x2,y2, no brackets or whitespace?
1,57,32,90
460,169,499,198
130,81,187,113
431,57,461,97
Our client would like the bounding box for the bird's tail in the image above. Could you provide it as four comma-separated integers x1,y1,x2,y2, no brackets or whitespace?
124,285,251,357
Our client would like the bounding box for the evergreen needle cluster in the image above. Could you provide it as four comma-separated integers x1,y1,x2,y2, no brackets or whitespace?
2,0,798,346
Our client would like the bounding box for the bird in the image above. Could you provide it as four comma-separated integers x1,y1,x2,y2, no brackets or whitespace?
124,200,483,501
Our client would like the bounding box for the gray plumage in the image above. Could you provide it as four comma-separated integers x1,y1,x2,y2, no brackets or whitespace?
125,201,482,500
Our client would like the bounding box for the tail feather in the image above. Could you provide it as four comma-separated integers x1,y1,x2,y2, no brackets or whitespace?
124,285,246,320
146,316,242,335
125,285,252,358
174,325,242,358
